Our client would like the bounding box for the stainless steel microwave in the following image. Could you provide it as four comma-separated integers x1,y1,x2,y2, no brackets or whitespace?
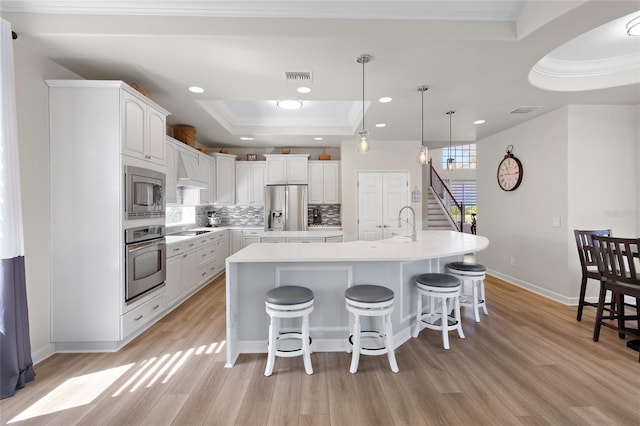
124,165,165,220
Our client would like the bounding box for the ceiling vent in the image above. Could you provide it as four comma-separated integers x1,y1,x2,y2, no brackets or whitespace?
285,71,313,83
510,106,541,114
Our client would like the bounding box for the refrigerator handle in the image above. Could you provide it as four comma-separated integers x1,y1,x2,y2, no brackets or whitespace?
283,186,288,231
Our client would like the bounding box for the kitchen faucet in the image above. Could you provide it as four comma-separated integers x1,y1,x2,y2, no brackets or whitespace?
397,206,417,241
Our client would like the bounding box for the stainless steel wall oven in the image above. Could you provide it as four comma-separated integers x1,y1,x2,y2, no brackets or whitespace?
125,225,166,304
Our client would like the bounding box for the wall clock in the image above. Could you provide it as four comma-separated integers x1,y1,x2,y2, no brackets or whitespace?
497,145,523,191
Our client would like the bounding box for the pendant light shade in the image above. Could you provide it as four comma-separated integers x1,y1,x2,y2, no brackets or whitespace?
446,110,455,172
356,54,371,153
417,85,429,165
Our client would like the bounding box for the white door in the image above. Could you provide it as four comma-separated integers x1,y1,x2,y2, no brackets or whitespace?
357,172,409,241
382,172,408,239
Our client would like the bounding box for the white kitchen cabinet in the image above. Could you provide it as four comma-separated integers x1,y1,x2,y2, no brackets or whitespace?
243,228,262,248
230,228,263,253
121,90,167,166
165,137,178,203
308,161,340,204
46,80,170,351
199,154,215,204
236,161,266,205
230,230,243,255
166,230,228,308
286,237,325,243
165,254,183,306
213,153,236,204
265,154,309,184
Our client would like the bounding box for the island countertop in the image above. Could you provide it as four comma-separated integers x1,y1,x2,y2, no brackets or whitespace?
225,230,489,367
227,230,488,263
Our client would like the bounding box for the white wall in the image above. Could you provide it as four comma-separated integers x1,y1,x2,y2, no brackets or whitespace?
340,139,422,241
477,105,638,304
567,105,639,299
13,38,82,363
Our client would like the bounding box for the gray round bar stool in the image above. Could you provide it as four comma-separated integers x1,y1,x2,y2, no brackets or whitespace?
413,273,465,350
345,284,399,374
446,261,488,323
264,285,314,376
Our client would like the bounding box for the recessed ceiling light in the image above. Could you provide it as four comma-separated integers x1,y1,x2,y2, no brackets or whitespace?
375,123,386,128
297,86,312,94
276,100,303,110
240,137,254,141
473,120,486,125
188,86,204,93
378,97,392,103
314,137,323,141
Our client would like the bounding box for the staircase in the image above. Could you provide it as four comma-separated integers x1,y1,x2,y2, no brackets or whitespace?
426,190,456,231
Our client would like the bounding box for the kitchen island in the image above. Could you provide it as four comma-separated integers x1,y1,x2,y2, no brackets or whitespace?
225,230,489,367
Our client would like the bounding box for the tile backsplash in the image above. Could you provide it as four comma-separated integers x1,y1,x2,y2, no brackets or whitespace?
308,204,341,226
198,205,264,227
169,203,341,228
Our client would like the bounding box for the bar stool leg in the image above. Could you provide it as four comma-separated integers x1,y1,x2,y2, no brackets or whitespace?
440,296,450,350
385,313,399,373
264,315,277,376
455,295,465,339
472,279,480,323
349,314,361,374
413,291,423,338
480,279,489,316
302,314,313,375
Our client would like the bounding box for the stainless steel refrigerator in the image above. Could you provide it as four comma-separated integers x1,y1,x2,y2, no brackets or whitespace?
264,184,308,231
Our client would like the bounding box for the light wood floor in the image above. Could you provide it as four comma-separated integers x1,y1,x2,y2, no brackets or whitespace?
2,274,640,425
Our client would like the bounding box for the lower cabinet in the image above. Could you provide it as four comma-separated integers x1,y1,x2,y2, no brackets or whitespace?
230,228,263,254
166,230,228,308
121,292,166,338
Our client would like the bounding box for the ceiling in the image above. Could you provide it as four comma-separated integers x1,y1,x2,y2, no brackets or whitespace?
3,1,639,149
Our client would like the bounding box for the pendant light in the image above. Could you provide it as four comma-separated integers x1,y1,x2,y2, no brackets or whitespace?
417,85,429,165
446,110,455,172
356,54,371,153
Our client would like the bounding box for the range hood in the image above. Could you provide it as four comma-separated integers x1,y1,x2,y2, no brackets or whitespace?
176,151,207,189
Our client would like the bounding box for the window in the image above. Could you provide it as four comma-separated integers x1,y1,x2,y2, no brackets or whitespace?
450,181,477,223
442,144,476,170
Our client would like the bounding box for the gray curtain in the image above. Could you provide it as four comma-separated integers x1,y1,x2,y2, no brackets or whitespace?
0,18,35,399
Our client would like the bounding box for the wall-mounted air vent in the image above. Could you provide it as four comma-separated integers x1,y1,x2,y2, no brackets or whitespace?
510,106,541,114
285,71,313,82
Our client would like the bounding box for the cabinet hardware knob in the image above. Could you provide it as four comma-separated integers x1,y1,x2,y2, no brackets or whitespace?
152,305,160,310
134,315,144,321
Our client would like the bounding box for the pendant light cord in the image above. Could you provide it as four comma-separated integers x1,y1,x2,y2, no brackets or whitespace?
421,89,424,147
361,58,365,132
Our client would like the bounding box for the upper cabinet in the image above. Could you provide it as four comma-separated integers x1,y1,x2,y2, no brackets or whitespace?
121,91,169,166
308,161,340,204
236,161,266,205
198,153,215,204
212,153,236,205
265,154,309,184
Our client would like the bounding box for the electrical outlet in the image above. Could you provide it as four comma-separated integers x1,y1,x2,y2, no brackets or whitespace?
510,257,516,266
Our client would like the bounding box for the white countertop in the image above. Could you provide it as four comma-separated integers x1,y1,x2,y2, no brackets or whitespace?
165,227,229,244
261,230,343,238
227,231,488,263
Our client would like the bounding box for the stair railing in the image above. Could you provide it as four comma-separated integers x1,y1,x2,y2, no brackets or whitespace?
429,159,464,232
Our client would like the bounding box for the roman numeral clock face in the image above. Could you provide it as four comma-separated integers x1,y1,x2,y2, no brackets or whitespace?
497,152,523,191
